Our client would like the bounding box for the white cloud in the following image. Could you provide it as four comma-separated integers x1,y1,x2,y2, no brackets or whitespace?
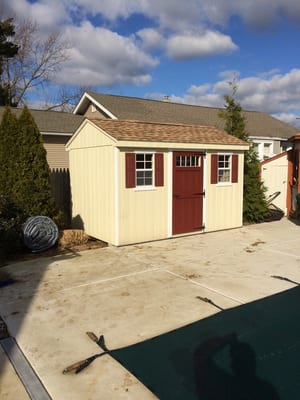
161,69,300,126
63,0,300,30
3,0,300,112
5,0,300,32
136,28,166,52
275,113,300,128
166,31,238,60
57,21,158,86
2,0,68,31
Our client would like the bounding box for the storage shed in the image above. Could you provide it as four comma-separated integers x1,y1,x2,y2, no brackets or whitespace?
66,119,249,246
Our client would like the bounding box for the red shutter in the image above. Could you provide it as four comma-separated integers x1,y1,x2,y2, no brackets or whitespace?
125,153,135,188
211,154,218,184
155,153,164,187
231,154,239,183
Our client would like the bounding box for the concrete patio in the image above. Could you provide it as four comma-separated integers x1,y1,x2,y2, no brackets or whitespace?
1,218,300,399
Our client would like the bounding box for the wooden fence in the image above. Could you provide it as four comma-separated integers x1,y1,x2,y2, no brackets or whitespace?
50,168,71,218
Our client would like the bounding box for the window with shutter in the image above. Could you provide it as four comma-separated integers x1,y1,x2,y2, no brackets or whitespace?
231,154,239,183
125,153,135,188
125,152,164,188
211,154,218,184
155,153,164,186
211,153,239,184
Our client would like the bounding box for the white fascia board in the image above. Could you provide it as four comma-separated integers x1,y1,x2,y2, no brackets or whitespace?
73,92,118,120
114,141,249,151
73,92,87,114
250,135,287,141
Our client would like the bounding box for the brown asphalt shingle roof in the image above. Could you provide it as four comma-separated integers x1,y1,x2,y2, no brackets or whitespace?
90,119,248,146
0,107,84,134
85,92,299,139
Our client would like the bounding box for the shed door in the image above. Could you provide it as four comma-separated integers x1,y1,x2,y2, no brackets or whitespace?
173,152,204,235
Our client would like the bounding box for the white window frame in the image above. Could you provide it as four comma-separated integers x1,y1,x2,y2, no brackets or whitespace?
217,153,232,186
135,151,155,190
175,154,201,167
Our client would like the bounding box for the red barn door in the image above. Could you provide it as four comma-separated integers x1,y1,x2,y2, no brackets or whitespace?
172,152,204,235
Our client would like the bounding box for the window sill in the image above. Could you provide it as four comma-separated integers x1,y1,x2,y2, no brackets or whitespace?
216,182,233,187
134,186,156,192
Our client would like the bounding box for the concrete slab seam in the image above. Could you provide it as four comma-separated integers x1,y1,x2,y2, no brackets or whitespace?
264,248,300,259
60,267,162,292
163,269,245,305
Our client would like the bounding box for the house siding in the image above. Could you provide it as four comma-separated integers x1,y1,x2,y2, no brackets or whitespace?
67,123,115,243
118,149,169,245
84,104,109,119
43,135,70,169
205,152,244,232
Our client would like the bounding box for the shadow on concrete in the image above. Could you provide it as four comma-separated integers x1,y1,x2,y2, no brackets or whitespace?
288,216,300,226
0,249,81,384
112,286,300,399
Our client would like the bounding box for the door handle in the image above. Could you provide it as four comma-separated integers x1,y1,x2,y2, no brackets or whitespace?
194,192,205,196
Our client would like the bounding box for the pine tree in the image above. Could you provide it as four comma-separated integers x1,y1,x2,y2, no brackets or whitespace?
0,18,19,105
0,107,19,196
219,95,268,223
14,106,58,217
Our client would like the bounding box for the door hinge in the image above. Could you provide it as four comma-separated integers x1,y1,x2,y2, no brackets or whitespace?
202,223,205,230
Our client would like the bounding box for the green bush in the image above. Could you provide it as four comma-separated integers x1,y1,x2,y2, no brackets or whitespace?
0,195,27,260
0,106,67,226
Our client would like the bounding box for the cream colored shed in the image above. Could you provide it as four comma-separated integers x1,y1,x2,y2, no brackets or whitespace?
66,119,249,246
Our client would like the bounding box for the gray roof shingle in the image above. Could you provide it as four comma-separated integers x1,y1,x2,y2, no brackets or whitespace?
0,107,84,134
85,92,299,139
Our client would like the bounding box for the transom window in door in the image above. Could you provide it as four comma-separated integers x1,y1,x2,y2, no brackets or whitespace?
218,154,231,182
176,155,201,167
136,153,153,186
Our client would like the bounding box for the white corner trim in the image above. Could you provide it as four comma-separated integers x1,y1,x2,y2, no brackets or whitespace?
73,92,118,120
114,147,119,246
202,153,206,232
168,151,173,237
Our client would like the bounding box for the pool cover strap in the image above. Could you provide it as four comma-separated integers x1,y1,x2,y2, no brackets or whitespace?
62,334,112,374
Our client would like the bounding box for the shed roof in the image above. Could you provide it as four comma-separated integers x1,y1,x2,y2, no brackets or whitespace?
90,119,248,146
0,107,84,135
76,92,299,140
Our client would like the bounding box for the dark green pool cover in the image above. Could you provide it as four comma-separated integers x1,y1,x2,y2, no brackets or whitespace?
109,286,300,399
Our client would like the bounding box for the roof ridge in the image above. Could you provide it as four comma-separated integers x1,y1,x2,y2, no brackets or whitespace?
91,118,227,130
87,91,265,115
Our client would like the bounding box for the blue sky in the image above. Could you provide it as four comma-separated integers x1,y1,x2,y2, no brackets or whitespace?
3,0,300,126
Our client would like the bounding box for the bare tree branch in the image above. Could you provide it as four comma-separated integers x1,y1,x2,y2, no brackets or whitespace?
2,18,70,107
42,85,92,112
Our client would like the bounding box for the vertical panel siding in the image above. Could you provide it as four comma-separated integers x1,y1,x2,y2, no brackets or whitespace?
205,152,244,232
69,147,115,243
68,124,115,243
261,154,288,214
43,135,70,169
118,150,169,245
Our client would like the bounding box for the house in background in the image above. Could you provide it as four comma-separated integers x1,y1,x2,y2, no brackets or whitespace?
66,118,248,246
74,92,298,161
286,134,300,216
261,133,300,218
0,107,84,170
